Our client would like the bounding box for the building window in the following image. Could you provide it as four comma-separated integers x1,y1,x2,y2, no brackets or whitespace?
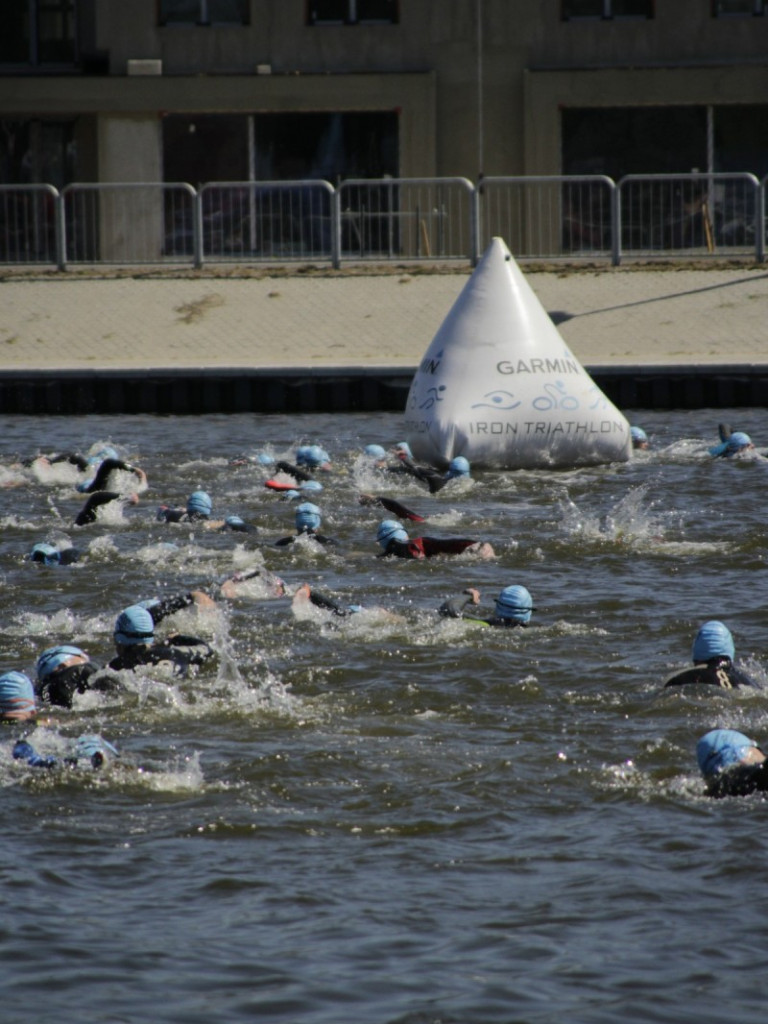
307,1,399,25
0,0,76,66
159,0,250,26
713,0,766,14
562,0,653,18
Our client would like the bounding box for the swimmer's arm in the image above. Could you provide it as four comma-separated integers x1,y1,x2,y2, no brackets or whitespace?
439,588,481,618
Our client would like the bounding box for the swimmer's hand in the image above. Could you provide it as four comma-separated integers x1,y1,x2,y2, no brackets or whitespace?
190,590,216,609
463,588,481,604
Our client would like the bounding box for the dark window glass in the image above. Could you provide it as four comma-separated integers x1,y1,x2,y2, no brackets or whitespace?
308,0,398,24
0,4,31,62
309,0,348,22
163,115,249,184
562,0,603,17
159,0,249,25
357,0,398,22
38,0,76,61
562,107,706,178
0,0,76,65
612,0,653,14
562,0,653,17
713,0,763,13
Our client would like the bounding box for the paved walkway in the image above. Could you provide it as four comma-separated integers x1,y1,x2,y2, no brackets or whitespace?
1,264,767,373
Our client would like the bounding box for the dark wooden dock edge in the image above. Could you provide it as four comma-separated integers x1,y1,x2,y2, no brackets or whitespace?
0,365,765,415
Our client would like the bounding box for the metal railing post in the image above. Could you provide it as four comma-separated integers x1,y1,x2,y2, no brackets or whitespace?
611,180,621,266
332,186,341,269
758,176,767,263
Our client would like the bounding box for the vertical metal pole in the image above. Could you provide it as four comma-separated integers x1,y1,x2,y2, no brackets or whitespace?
477,0,484,180
707,105,715,246
331,187,341,268
247,114,256,255
611,180,621,266
193,187,203,269
55,189,67,271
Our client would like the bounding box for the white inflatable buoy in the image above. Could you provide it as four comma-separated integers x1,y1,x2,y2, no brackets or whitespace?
404,238,631,469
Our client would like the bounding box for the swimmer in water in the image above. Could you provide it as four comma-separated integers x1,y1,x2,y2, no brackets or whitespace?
708,430,760,460
275,502,337,547
76,453,147,495
28,541,81,565
630,426,650,450
156,491,255,532
35,644,119,708
376,520,494,560
697,728,768,798
439,584,535,627
0,671,38,722
12,732,119,771
358,493,425,522
108,599,215,674
388,449,472,494
663,620,761,690
74,490,139,526
270,445,332,486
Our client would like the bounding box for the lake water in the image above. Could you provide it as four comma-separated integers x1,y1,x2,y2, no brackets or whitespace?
1,408,766,1024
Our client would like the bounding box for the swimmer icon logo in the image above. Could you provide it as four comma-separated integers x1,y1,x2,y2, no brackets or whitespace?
404,237,631,469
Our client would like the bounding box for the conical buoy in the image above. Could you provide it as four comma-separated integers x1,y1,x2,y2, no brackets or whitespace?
404,238,631,469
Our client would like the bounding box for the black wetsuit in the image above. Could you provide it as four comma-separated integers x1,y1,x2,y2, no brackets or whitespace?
359,495,425,522
75,491,130,525
275,460,313,483
438,593,527,627
388,455,449,494
305,589,355,617
79,458,141,493
156,507,254,532
156,506,208,524
108,635,214,673
30,546,80,565
706,761,768,798
380,536,478,560
276,530,336,547
664,656,760,690
37,661,122,709
108,592,215,673
29,451,89,471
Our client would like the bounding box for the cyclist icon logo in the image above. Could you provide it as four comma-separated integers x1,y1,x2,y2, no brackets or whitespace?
532,381,579,412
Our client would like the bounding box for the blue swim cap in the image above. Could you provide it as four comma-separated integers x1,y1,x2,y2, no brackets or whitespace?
303,445,330,468
36,644,88,681
692,620,735,663
727,431,751,453
257,453,275,466
300,480,324,494
87,445,119,466
225,515,245,528
377,519,409,549
283,489,301,501
187,491,212,517
447,456,470,478
295,446,312,466
114,604,155,646
29,542,61,565
74,734,119,765
495,585,534,623
630,426,648,444
295,502,322,533
697,729,755,778
364,444,386,459
0,671,36,719
394,442,413,458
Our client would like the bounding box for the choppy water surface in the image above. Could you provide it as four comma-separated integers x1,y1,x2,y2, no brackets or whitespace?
1,409,767,1024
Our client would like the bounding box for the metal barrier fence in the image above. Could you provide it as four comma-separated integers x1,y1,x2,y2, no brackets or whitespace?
2,174,766,268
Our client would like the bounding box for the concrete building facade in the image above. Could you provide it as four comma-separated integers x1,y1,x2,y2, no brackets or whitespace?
2,1,768,191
